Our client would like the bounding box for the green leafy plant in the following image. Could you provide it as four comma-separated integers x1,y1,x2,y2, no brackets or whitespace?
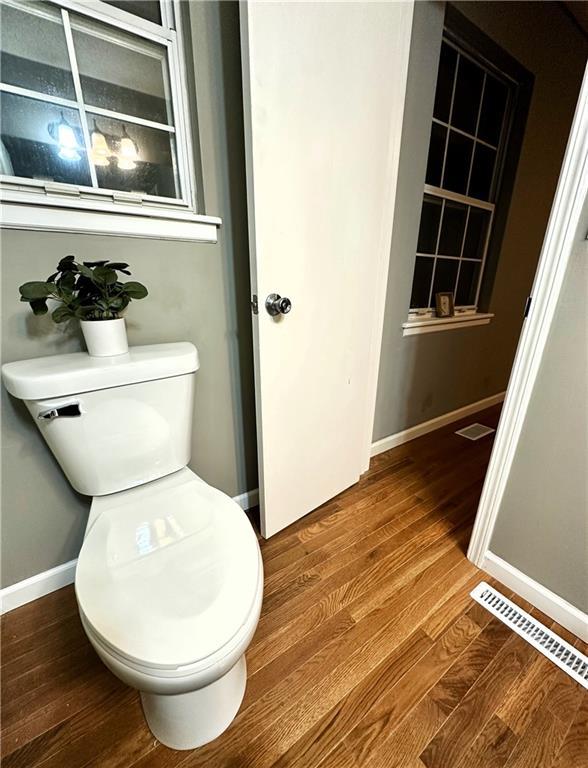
19,256,148,323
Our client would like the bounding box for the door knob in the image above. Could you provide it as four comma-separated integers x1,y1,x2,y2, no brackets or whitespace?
265,293,292,316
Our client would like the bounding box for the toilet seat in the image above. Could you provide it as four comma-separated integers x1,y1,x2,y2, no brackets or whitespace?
75,468,262,673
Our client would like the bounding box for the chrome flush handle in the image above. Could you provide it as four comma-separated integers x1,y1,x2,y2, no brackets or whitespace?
37,402,82,420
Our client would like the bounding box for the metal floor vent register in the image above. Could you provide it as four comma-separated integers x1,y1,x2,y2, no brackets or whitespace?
471,582,588,690
455,423,495,440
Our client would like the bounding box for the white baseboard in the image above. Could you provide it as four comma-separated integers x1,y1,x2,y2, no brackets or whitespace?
233,487,259,512
0,558,78,616
371,391,506,457
0,487,260,616
482,551,588,643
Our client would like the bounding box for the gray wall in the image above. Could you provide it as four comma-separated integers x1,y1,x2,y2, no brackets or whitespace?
0,2,257,588
490,195,588,612
373,1,587,441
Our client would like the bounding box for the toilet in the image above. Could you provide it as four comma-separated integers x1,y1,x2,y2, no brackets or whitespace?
1,342,263,750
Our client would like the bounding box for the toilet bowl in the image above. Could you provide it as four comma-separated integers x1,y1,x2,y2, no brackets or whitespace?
75,468,263,749
1,343,263,750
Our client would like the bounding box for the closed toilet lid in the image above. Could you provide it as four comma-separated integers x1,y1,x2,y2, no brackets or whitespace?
75,469,261,670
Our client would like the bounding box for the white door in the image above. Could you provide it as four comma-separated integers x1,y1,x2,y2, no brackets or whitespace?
241,0,414,537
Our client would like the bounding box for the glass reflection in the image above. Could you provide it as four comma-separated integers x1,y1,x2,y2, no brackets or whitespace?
87,113,178,197
0,92,92,185
135,514,185,556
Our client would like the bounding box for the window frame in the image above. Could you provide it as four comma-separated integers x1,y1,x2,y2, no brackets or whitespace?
0,0,220,241
408,36,513,321
406,8,534,330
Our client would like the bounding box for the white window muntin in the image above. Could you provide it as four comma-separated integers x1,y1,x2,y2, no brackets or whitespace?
409,32,513,318
409,185,495,318
0,0,196,212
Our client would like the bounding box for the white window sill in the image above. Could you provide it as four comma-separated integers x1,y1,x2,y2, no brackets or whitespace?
402,312,494,336
0,200,222,243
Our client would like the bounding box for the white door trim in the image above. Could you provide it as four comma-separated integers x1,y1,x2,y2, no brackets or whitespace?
482,551,588,643
467,64,588,566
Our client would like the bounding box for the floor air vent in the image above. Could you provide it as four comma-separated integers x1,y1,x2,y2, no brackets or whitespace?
455,423,495,440
471,582,588,690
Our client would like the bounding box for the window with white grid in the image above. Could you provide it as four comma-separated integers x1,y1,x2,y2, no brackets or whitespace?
409,37,514,317
0,0,197,217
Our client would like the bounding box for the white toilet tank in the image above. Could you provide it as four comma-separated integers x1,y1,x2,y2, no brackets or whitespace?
2,343,199,496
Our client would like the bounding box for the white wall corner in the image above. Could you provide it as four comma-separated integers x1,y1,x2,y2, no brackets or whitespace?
370,391,505,457
0,487,260,615
482,551,588,643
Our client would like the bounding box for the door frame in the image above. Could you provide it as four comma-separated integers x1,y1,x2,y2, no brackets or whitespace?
467,64,588,566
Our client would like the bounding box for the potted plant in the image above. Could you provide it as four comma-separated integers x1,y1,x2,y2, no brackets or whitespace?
19,255,148,357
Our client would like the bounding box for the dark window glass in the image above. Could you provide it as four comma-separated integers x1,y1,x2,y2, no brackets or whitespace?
469,143,496,201
425,122,446,187
417,195,442,254
443,130,473,195
433,43,457,123
103,1,162,25
0,3,75,100
451,56,484,135
0,92,92,185
410,257,434,308
438,200,467,257
72,17,171,125
478,75,508,146
463,207,491,260
432,258,459,298
456,260,481,305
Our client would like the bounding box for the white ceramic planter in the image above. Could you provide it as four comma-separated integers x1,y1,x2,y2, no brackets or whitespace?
80,318,128,357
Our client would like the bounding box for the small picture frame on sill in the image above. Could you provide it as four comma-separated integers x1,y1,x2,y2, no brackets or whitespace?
435,292,455,318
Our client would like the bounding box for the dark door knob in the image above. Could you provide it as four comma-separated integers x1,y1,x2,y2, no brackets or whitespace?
265,293,292,316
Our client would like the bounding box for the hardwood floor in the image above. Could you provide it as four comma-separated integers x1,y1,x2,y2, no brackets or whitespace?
2,404,586,767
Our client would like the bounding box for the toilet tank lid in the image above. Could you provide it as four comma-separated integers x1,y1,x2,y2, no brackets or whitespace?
2,342,199,400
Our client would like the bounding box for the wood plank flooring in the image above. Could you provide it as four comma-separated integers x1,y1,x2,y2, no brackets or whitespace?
2,404,586,767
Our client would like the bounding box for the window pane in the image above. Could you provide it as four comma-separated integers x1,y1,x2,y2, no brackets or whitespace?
469,143,496,201
87,113,179,198
433,43,457,123
425,122,446,187
443,130,473,195
102,1,162,26
0,3,75,99
0,92,92,185
456,260,481,306
463,207,491,260
410,257,434,309
478,75,508,146
417,194,442,254
451,56,484,135
438,200,467,257
432,258,459,299
72,17,171,125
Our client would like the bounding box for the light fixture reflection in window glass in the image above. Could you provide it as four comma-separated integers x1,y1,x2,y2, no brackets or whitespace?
90,120,110,166
117,125,139,170
47,111,82,161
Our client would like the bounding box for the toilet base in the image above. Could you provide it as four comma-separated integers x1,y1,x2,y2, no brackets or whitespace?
140,656,247,750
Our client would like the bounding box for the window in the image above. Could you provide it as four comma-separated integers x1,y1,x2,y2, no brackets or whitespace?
0,0,219,241
407,33,515,328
